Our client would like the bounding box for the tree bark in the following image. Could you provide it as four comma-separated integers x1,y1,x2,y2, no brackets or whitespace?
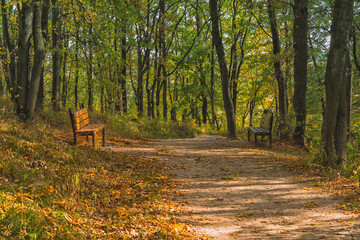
210,43,218,129
16,2,33,118
121,19,127,114
61,32,68,108
321,0,354,167
159,0,167,121
1,0,16,99
136,35,144,116
26,0,46,120
292,0,308,146
87,33,93,111
195,0,207,124
74,24,79,109
36,0,50,111
267,0,288,138
51,0,61,110
335,51,352,167
209,0,236,138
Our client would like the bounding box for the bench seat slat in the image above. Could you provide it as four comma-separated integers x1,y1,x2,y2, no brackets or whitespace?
74,108,88,118
247,113,273,147
248,127,270,135
77,124,104,134
69,108,105,147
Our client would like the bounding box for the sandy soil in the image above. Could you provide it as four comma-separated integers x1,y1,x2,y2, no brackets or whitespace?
110,135,360,240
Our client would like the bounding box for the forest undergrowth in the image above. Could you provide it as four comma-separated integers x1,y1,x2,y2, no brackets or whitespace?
0,99,204,239
1,97,360,239
273,140,360,214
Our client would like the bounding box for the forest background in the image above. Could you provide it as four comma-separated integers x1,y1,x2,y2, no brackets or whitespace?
1,0,360,238
0,0,359,169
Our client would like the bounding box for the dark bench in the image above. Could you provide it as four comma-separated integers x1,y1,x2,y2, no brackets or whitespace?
69,108,105,147
247,112,273,147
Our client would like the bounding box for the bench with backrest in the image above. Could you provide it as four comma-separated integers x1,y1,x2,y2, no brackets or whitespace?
247,112,273,147
69,108,105,147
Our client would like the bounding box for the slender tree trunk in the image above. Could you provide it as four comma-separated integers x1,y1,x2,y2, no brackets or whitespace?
87,39,93,110
195,0,207,124
267,0,288,138
170,72,178,122
26,0,46,120
74,25,79,109
51,0,61,110
210,43,218,128
345,52,352,139
293,0,308,146
137,39,144,116
121,19,127,114
149,32,159,118
100,86,104,113
1,0,16,99
0,36,8,96
61,32,68,108
209,0,236,138
321,0,354,167
0,43,10,96
155,44,162,118
159,0,167,121
114,29,121,114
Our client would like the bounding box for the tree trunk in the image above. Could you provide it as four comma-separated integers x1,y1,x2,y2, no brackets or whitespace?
87,38,93,111
321,0,354,167
36,0,50,112
292,0,308,146
51,0,61,111
155,39,161,118
137,38,144,116
114,29,121,114
209,0,236,138
345,52,352,139
1,0,16,100
26,0,46,120
74,25,79,109
195,0,207,124
121,20,128,114
61,32,68,108
16,2,33,118
210,43,218,129
159,0,167,121
267,0,288,138
335,51,352,168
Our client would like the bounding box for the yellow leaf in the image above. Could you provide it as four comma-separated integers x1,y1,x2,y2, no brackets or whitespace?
236,213,253,218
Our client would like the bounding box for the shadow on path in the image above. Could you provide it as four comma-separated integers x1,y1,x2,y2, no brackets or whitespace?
111,136,360,240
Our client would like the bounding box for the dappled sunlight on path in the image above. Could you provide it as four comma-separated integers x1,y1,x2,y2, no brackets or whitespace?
111,136,360,239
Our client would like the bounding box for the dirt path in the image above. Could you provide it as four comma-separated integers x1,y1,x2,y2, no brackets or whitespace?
110,136,360,239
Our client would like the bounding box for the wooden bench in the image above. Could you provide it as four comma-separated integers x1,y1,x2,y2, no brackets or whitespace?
247,112,273,147
69,108,105,147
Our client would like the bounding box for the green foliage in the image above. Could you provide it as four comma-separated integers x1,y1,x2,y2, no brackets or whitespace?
108,114,201,139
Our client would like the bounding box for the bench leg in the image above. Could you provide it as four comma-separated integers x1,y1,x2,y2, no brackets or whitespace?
102,128,105,147
74,132,77,145
92,133,96,147
255,135,257,144
86,135,89,142
248,130,250,141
